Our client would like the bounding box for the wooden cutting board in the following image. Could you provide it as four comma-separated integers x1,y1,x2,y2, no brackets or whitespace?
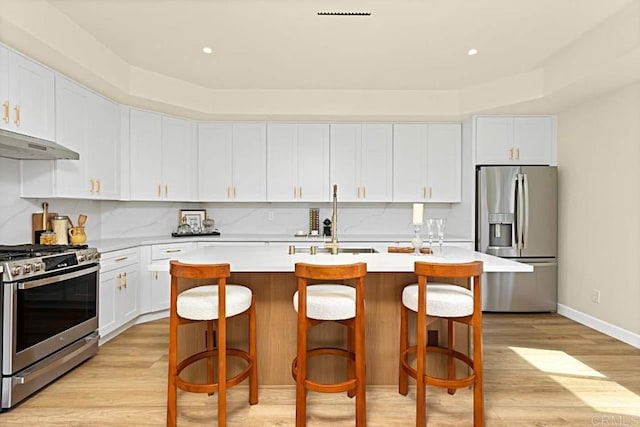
32,212,57,243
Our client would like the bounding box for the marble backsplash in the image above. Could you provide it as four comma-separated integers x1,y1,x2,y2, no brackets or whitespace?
1,158,473,245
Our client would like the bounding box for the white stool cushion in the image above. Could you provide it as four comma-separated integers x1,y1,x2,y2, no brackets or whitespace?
402,283,474,318
293,284,356,321
177,284,252,321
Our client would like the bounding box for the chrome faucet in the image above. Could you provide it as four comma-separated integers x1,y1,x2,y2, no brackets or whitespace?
325,184,339,255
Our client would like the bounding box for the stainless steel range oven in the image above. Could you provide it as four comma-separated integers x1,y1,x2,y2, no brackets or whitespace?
0,244,100,410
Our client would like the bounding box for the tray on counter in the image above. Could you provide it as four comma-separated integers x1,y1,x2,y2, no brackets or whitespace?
171,231,221,238
387,246,433,254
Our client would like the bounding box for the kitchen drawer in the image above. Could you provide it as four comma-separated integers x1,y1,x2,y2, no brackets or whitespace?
151,242,196,260
100,247,139,272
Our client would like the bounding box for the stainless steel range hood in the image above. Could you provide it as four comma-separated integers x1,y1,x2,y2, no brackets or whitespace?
0,128,79,160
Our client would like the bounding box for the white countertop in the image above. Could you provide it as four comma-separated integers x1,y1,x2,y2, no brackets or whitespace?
91,233,473,253
147,244,532,273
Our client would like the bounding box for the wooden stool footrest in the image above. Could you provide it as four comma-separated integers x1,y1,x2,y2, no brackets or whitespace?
176,348,254,394
400,345,476,389
291,347,357,393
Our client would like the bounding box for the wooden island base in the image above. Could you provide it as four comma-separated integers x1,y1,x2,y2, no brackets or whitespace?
176,272,470,386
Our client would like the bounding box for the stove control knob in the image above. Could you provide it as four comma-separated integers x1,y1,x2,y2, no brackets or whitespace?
77,254,86,262
23,264,33,273
11,265,22,276
34,262,44,272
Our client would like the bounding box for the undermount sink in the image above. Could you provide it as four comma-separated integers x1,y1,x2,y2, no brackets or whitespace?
293,247,378,254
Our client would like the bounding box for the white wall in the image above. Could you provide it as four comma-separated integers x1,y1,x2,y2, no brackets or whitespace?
557,82,640,336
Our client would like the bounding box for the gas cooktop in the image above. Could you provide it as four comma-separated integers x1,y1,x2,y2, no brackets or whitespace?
0,244,99,282
0,244,89,262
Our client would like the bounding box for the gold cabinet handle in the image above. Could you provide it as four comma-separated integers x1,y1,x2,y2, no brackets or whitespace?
157,184,162,197
154,272,158,280
97,179,102,194
429,187,433,198
2,101,9,123
233,186,237,199
293,186,297,198
423,186,427,199
509,147,514,160
299,186,303,199
363,186,366,199
13,105,20,127
90,179,95,193
165,249,182,253
115,256,128,262
357,186,361,199
516,147,520,160
165,184,168,197
117,273,122,290
227,186,231,199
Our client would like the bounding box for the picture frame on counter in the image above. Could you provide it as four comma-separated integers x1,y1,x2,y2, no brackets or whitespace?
179,209,206,231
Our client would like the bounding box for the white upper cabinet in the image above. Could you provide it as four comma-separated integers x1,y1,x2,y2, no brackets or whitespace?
0,45,55,140
198,123,266,201
21,76,120,199
267,124,329,202
393,123,462,203
129,109,197,201
475,116,555,165
330,124,392,202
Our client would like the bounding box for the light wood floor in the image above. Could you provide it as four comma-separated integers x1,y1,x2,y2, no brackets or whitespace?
1,314,639,426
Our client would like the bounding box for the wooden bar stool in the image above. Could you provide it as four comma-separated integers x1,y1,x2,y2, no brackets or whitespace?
292,262,367,427
398,261,484,427
167,261,258,427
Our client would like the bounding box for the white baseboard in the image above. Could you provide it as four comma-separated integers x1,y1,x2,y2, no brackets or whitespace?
557,304,640,349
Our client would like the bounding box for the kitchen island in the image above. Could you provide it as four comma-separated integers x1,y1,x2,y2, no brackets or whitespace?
150,245,531,385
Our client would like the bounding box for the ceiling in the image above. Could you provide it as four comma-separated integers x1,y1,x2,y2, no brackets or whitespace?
45,0,631,91
1,0,638,119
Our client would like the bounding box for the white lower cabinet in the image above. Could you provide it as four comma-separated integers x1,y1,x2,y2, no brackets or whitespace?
149,242,196,312
99,247,139,341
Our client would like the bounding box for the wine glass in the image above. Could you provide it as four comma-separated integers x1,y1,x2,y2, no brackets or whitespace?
410,226,423,255
436,218,447,255
425,219,435,251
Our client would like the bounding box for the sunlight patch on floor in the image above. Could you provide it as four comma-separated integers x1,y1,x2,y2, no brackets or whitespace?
510,346,640,417
509,346,605,378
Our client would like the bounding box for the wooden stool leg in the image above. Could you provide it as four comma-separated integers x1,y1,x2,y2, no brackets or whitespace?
347,325,356,398
416,295,427,427
218,316,227,427
296,319,308,427
206,320,215,395
167,309,178,427
249,297,259,405
473,316,484,427
447,318,456,395
398,303,409,396
355,305,366,426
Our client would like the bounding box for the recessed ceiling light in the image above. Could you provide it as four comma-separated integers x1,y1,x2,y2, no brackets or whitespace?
468,48,478,56
202,47,213,54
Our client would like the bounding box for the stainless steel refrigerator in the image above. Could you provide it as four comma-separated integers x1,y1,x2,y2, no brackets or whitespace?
476,166,557,312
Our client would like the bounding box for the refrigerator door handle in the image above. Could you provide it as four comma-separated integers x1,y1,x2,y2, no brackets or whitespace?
512,173,519,249
516,173,524,250
523,173,530,249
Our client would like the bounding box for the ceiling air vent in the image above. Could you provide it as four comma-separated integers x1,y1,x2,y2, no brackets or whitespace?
317,11,371,16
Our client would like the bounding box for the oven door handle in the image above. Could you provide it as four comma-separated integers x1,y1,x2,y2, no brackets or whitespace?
18,264,100,290
12,333,98,385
